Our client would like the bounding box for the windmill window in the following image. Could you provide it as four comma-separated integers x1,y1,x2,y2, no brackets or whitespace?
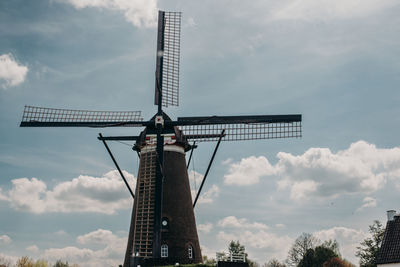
188,245,193,259
161,244,168,258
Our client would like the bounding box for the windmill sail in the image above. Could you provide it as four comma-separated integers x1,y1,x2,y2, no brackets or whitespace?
154,11,182,107
20,105,143,127
175,114,302,141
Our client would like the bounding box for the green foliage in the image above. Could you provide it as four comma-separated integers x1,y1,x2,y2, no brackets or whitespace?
9,257,78,267
314,245,339,265
228,240,249,261
322,240,341,257
355,220,385,267
298,241,339,267
298,248,315,267
202,255,216,265
228,240,246,256
34,259,50,267
247,258,260,267
227,240,258,267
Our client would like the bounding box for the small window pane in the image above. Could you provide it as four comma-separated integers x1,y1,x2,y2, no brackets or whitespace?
188,245,193,259
161,244,168,258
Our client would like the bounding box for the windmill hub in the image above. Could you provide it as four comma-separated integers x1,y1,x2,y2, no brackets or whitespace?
155,115,164,127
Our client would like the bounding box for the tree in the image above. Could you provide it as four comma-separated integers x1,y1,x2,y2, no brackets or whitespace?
322,240,340,257
286,233,319,266
16,256,35,267
228,240,248,261
247,258,260,267
202,255,216,265
298,241,339,267
228,240,246,255
34,259,50,267
227,240,258,267
355,220,385,267
264,258,286,267
313,245,338,266
298,248,315,267
52,260,69,267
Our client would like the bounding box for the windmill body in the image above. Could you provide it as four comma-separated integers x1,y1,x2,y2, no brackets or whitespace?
126,126,202,266
20,10,302,267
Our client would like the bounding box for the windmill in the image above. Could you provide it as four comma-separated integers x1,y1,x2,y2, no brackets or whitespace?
20,10,302,267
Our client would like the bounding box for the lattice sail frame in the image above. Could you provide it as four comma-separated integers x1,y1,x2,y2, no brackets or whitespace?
155,11,181,107
21,106,142,123
180,121,302,142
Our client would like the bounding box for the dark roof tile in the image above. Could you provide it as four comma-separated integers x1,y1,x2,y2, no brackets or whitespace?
377,216,400,264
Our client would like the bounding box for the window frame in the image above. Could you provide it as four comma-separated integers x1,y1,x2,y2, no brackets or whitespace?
188,245,193,259
161,244,168,258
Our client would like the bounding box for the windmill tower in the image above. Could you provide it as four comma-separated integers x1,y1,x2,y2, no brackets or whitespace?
20,10,302,267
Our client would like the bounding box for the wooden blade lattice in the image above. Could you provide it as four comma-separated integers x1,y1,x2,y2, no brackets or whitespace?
20,106,143,127
180,122,302,142
155,11,181,107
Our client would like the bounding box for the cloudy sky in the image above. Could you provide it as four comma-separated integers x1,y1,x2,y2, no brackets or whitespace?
1,0,400,266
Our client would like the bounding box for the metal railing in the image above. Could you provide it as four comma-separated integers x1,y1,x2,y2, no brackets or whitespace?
216,252,246,263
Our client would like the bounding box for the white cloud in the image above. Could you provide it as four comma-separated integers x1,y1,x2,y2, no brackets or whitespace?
215,217,292,261
222,158,233,165
0,253,18,266
273,0,399,21
0,188,9,201
218,216,269,230
77,229,117,245
224,156,276,185
189,170,204,187
55,230,68,236
192,184,220,204
359,196,377,210
225,141,400,201
44,246,94,263
189,170,219,204
0,53,28,88
0,235,12,245
43,229,127,267
289,180,319,201
200,245,215,259
197,223,213,234
277,141,400,200
1,170,135,214
314,226,367,263
186,17,197,28
26,245,39,253
213,224,366,264
63,0,158,28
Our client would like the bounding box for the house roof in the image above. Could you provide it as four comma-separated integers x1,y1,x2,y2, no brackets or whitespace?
377,215,400,264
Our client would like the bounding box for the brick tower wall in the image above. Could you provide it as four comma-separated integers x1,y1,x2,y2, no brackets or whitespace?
160,147,202,264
